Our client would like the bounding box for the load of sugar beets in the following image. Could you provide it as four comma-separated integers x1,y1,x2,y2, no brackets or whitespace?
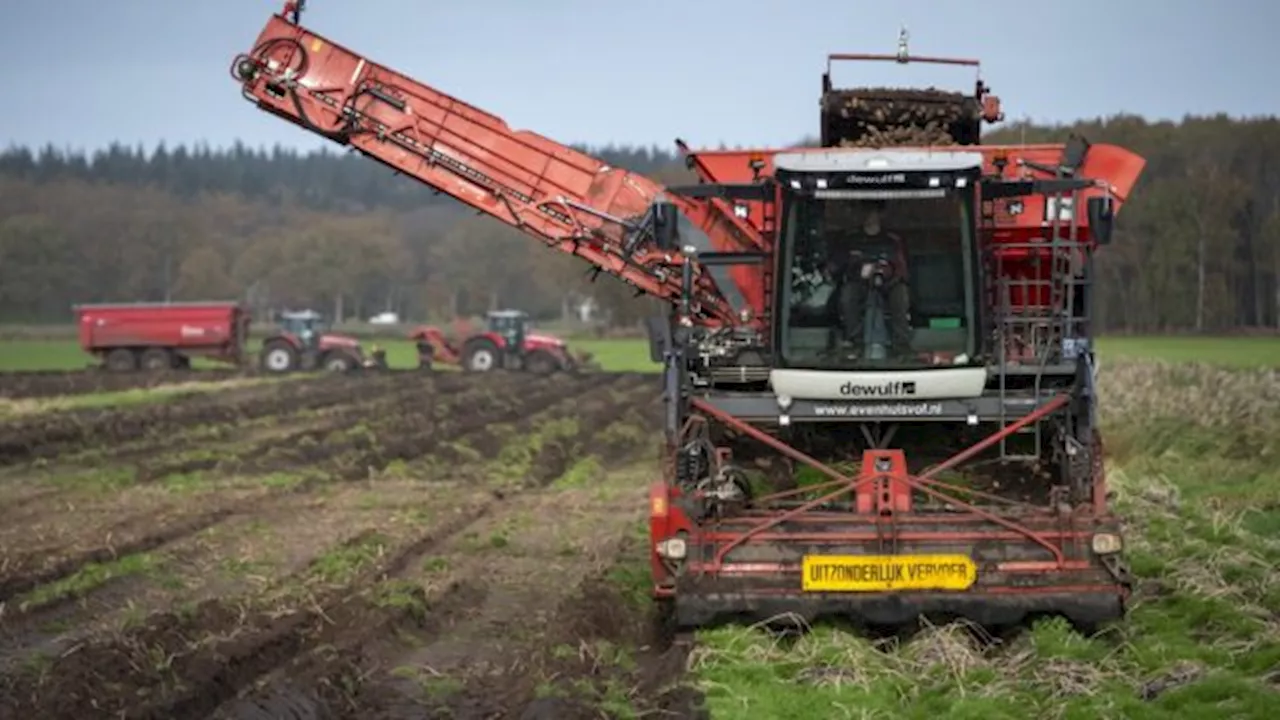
819,37,1000,148
822,86,987,147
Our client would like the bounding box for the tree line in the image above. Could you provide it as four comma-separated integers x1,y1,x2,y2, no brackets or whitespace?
0,113,1277,333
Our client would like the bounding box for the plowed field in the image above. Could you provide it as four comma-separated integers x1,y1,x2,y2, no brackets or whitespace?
0,371,700,720
0,368,247,399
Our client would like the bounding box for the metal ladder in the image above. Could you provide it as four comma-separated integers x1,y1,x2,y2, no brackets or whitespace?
993,187,1085,461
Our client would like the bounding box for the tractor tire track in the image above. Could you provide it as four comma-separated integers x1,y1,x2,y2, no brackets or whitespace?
0,375,618,609
0,506,238,605
0,373,470,465
0,375,661,720
210,380,663,719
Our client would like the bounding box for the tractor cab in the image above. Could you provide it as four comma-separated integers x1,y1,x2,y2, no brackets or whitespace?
775,149,982,373
278,309,328,350
485,309,529,353
260,308,365,373
412,309,592,374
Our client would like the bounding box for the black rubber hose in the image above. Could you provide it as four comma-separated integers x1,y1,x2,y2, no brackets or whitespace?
241,39,350,143
251,37,310,78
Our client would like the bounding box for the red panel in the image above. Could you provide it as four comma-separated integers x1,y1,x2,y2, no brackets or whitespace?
75,302,245,352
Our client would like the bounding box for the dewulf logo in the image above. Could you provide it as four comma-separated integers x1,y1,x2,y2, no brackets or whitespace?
839,380,917,398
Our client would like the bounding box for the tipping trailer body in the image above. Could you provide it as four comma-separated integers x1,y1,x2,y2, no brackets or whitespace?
75,301,250,370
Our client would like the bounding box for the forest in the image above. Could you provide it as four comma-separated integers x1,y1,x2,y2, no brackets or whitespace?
0,112,1277,333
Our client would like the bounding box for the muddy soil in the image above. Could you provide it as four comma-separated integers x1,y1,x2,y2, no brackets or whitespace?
0,368,249,399
0,371,478,465
0,369,697,719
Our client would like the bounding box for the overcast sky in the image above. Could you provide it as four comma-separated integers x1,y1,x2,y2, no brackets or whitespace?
0,0,1275,154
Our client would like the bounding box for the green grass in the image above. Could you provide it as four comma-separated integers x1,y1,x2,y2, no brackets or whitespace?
17,552,162,612
0,335,660,372
1096,336,1280,368
3,333,1277,373
572,339,659,372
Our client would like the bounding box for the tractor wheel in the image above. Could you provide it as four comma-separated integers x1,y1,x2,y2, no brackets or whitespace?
139,348,174,371
322,351,358,373
105,348,138,372
524,349,559,375
461,338,499,373
260,341,299,374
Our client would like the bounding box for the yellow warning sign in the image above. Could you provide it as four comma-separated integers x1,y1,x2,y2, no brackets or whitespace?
802,554,977,592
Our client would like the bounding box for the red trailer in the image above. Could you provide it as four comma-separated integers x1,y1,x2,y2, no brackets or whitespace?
75,302,250,371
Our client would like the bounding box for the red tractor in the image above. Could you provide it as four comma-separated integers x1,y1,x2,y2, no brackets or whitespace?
234,8,1146,633
409,309,594,374
258,309,373,373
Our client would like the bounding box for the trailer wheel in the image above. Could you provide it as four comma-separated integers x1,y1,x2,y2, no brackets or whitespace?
139,348,174,371
105,348,138,372
260,341,299,373
461,338,499,373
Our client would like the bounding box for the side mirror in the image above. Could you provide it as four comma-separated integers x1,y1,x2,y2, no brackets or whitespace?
652,201,679,251
1087,196,1115,245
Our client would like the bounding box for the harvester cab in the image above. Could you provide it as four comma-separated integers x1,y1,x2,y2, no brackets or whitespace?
778,152,984,369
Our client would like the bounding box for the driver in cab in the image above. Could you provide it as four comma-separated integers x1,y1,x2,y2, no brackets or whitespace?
825,201,913,360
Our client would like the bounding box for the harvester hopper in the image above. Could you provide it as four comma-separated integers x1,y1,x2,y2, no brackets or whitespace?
820,29,1004,148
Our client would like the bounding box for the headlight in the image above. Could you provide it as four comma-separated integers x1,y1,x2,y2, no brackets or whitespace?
1091,533,1123,555
655,537,687,560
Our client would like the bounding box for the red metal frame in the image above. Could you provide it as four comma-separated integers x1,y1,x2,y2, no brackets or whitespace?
687,394,1077,574
648,398,1128,615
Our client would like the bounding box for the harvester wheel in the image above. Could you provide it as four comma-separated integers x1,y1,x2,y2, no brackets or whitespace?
260,341,299,374
322,351,358,373
461,338,499,373
524,349,559,375
105,348,138,372
139,348,174,371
